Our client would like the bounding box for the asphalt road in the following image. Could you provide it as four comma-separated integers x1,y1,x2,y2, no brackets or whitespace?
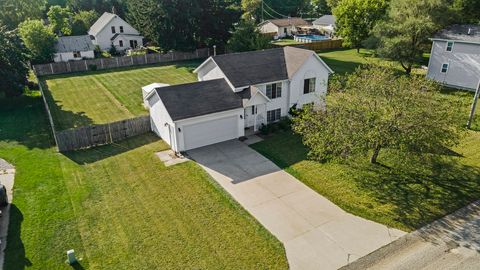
341,201,480,270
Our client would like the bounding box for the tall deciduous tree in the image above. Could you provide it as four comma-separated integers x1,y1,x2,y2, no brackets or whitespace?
333,0,388,52
292,66,461,164
372,0,451,74
72,10,99,35
0,25,29,97
0,0,47,29
451,0,480,24
47,5,73,35
18,20,57,64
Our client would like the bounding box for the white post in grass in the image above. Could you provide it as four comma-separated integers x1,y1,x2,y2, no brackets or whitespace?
467,79,480,129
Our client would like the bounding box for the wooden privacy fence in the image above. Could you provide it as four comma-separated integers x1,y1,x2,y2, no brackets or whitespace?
33,48,210,76
56,116,151,152
295,39,343,52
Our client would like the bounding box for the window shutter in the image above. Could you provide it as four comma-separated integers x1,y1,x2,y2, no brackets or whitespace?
304,79,309,94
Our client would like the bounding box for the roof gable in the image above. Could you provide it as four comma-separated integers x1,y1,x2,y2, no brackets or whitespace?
313,15,336,26
88,12,139,37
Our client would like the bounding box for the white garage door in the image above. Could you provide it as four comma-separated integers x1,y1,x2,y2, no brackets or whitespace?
183,115,238,150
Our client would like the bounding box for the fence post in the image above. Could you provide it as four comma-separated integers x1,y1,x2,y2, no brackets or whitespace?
84,60,88,71
131,56,134,65
116,57,119,67
67,61,71,73
171,52,174,61
101,58,104,69
145,54,148,64
196,49,199,58
50,63,54,75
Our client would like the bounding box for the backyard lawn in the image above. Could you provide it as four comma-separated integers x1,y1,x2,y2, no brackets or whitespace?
271,38,304,46
41,60,200,131
318,48,429,75
251,88,480,232
0,94,288,269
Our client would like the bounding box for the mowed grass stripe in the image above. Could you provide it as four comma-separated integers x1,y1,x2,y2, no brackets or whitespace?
43,61,200,130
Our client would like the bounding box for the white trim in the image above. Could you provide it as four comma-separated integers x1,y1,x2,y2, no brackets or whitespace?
173,108,243,124
430,38,480,46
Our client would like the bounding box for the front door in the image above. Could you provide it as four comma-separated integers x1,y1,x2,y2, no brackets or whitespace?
244,106,257,128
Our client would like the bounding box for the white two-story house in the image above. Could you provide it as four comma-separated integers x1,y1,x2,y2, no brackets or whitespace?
143,46,333,152
88,12,144,51
427,24,480,91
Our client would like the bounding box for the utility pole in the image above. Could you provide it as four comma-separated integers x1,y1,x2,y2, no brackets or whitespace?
467,79,480,129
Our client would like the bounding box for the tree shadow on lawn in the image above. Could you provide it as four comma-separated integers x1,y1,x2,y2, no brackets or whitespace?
64,132,161,164
0,95,55,150
39,81,95,131
349,154,480,230
4,204,31,270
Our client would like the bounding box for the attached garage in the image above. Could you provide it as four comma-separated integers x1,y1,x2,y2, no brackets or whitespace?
145,79,244,152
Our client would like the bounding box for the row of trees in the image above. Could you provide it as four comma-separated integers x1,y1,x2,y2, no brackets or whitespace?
333,0,480,74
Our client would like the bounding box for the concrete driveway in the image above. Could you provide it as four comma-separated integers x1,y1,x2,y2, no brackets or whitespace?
188,140,405,270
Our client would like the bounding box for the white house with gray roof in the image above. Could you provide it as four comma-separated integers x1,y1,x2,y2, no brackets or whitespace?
313,15,336,35
144,46,333,152
88,12,143,51
427,24,480,91
53,35,95,62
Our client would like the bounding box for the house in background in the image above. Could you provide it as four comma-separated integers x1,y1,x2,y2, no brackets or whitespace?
258,18,311,39
313,15,336,36
427,24,480,91
88,12,144,51
144,46,333,152
53,35,95,62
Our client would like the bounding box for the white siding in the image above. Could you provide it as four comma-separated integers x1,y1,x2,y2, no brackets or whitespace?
427,40,480,91
148,93,178,150
53,50,95,62
197,60,226,81
254,81,290,118
90,15,143,51
175,109,245,151
289,54,329,108
259,22,279,34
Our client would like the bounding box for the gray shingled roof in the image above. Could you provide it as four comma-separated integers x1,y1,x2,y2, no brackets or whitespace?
88,12,116,36
154,79,243,121
264,17,310,27
54,35,95,53
313,15,336,26
211,46,322,88
434,24,480,43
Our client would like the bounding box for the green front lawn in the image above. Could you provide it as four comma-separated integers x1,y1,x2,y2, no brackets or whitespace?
251,89,480,232
41,60,200,131
272,39,304,46
1,94,288,269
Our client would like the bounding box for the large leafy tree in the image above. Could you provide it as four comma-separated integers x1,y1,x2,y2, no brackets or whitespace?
18,20,57,64
333,0,388,52
72,10,99,35
0,0,47,29
0,25,29,97
292,66,461,164
47,5,74,35
227,19,272,52
67,0,127,17
451,0,480,24
372,0,451,74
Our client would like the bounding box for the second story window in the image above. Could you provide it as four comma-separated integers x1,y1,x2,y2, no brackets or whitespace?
304,78,316,94
266,82,282,99
111,26,116,34
441,63,449,73
446,41,454,52
120,26,124,33
119,40,123,47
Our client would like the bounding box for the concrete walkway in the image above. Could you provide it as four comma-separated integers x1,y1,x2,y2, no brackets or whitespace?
188,140,405,270
0,159,15,270
341,201,480,270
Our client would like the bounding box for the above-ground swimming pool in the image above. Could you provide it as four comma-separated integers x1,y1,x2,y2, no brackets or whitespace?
294,34,331,43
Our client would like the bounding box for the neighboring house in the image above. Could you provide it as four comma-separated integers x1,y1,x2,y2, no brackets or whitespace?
258,18,311,38
88,12,144,51
53,35,95,62
312,15,336,36
427,24,480,91
144,46,333,152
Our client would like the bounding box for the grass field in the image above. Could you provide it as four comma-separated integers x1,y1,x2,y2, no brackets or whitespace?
271,39,304,46
42,60,200,131
251,88,480,232
318,48,430,75
0,94,288,269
